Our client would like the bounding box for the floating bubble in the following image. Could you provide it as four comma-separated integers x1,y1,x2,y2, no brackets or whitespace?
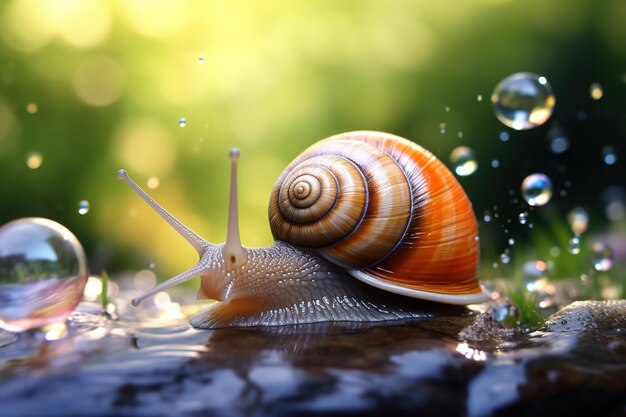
0,218,88,332
449,146,478,176
518,211,529,224
179,117,187,127
483,212,492,223
26,103,38,114
589,83,603,100
491,73,555,130
569,235,581,255
26,152,43,170
491,159,500,168
508,238,515,246
601,145,617,165
547,126,569,154
499,131,510,142
491,302,519,328
591,241,613,272
198,55,205,64
147,176,160,189
521,173,553,206
567,207,589,235
500,253,511,264
78,200,90,215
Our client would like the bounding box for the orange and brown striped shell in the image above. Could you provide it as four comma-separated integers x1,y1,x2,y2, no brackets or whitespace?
268,131,488,305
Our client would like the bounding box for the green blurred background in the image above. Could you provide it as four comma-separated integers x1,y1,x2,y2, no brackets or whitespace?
0,0,624,286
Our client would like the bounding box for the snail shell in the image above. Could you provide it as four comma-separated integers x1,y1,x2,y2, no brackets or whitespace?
269,131,484,304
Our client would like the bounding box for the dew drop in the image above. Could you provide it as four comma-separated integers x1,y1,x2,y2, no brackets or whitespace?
601,145,617,165
449,146,478,176
26,152,43,170
179,117,187,127
517,211,528,224
0,218,88,332
521,173,553,206
567,207,589,235
569,235,581,255
491,73,555,130
591,241,613,272
492,302,519,328
77,200,90,215
589,83,603,100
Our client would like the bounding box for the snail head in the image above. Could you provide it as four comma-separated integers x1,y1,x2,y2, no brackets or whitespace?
117,148,248,307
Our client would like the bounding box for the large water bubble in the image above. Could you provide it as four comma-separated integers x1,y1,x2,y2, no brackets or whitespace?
0,218,88,332
590,241,613,272
491,73,555,130
521,173,553,207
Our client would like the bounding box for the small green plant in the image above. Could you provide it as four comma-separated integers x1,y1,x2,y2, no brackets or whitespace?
101,270,109,309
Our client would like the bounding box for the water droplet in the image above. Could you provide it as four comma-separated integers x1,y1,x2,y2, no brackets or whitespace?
601,145,617,165
147,176,160,189
26,103,38,114
492,302,519,328
179,117,187,127
26,152,43,170
492,262,499,269
445,106,450,112
550,246,560,257
491,72,555,130
518,212,529,225
449,146,478,176
500,253,511,264
508,238,515,245
499,131,510,142
547,126,569,154
77,200,90,215
591,241,613,271
567,207,589,235
589,83,603,100
491,159,500,168
569,235,581,255
0,218,88,332
477,94,483,102
439,122,446,134
197,55,205,64
483,211,492,222
521,173,553,206
457,131,463,138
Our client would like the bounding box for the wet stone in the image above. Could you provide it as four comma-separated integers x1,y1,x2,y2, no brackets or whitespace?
0,298,625,417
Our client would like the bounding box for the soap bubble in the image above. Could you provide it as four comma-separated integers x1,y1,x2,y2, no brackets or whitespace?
567,207,589,235
521,173,553,206
78,200,90,215
449,146,478,176
0,218,88,332
491,73,555,130
590,241,613,272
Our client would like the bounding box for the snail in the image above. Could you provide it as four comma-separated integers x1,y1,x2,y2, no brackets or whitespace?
117,131,489,328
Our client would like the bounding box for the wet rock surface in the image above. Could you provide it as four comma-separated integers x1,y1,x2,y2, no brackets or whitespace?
0,300,625,417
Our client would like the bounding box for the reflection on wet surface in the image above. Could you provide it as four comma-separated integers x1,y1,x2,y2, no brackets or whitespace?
0,300,625,417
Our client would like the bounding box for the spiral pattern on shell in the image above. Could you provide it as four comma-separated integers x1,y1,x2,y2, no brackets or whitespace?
268,131,483,301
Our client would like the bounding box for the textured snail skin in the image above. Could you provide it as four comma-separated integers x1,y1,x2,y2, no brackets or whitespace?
192,242,447,328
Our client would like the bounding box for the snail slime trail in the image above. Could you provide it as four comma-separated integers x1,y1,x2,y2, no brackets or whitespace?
118,131,489,329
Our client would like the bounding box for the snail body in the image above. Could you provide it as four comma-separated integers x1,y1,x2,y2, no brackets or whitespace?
119,131,489,329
